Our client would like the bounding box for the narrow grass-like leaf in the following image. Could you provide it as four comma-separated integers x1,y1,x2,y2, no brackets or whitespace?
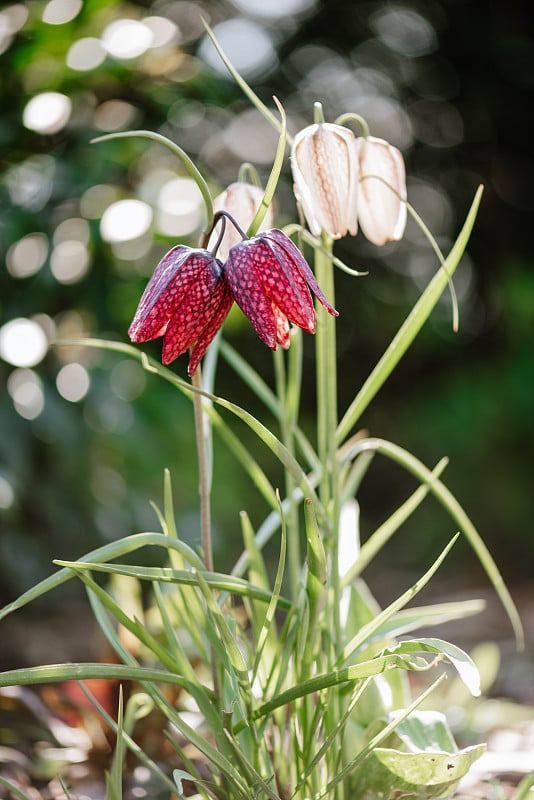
514,773,534,800
235,650,447,732
107,686,125,800
337,186,484,443
219,339,280,417
339,535,460,666
78,681,177,795
0,532,209,620
342,457,449,585
0,662,204,689
247,97,286,237
314,673,448,800
54,560,291,609
201,18,286,140
290,677,374,799
387,638,481,696
152,583,199,681
340,437,524,648
87,592,239,787
65,339,329,529
149,683,250,800
91,130,214,228
0,778,33,800
222,730,281,800
253,493,287,681
65,567,192,676
375,598,485,640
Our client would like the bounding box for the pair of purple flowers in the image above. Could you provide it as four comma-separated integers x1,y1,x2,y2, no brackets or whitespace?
128,225,338,376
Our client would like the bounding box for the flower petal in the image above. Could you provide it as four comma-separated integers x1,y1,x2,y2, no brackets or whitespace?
253,237,315,331
225,239,277,349
355,136,407,246
128,245,192,342
161,257,225,364
188,281,234,376
291,123,358,239
265,230,338,317
272,303,290,348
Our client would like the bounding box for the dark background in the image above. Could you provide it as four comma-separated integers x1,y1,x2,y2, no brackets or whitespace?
0,0,533,621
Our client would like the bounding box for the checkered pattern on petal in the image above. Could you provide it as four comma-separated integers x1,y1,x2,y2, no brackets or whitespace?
257,236,315,331
266,230,338,317
188,280,234,376
225,239,277,349
129,247,208,343
161,256,225,364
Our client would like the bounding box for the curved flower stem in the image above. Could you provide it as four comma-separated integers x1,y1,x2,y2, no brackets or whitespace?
90,129,214,231
238,162,262,188
334,112,370,137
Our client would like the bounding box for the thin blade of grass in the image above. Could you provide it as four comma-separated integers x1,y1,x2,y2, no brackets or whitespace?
337,186,484,443
375,599,485,639
342,457,449,585
339,535,460,666
253,493,287,681
315,674,448,800
78,680,178,795
247,97,286,237
340,437,524,649
0,532,208,620
54,560,291,609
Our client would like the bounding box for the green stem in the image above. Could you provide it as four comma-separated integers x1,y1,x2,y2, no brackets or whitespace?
191,366,213,572
91,129,214,231
274,348,300,599
314,233,342,799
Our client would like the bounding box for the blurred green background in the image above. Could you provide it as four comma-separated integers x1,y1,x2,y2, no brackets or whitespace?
1,0,532,614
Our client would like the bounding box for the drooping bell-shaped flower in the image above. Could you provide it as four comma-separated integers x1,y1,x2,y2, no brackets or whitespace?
129,245,233,376
208,182,274,261
224,229,338,349
354,135,407,246
291,122,359,239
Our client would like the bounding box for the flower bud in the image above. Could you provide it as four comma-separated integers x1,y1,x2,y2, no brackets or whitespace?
354,136,407,246
291,122,359,239
209,182,274,261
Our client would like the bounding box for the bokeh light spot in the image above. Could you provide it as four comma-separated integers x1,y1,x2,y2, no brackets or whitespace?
23,91,72,134
102,19,154,60
100,199,153,243
199,18,276,79
50,240,90,284
371,7,437,58
143,16,179,48
80,184,118,219
42,0,82,25
0,5,29,55
0,318,48,368
54,217,90,245
7,369,45,420
94,100,139,132
7,233,49,278
66,37,106,71
56,362,90,402
0,475,15,510
156,178,203,236
110,359,146,401
229,0,316,17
